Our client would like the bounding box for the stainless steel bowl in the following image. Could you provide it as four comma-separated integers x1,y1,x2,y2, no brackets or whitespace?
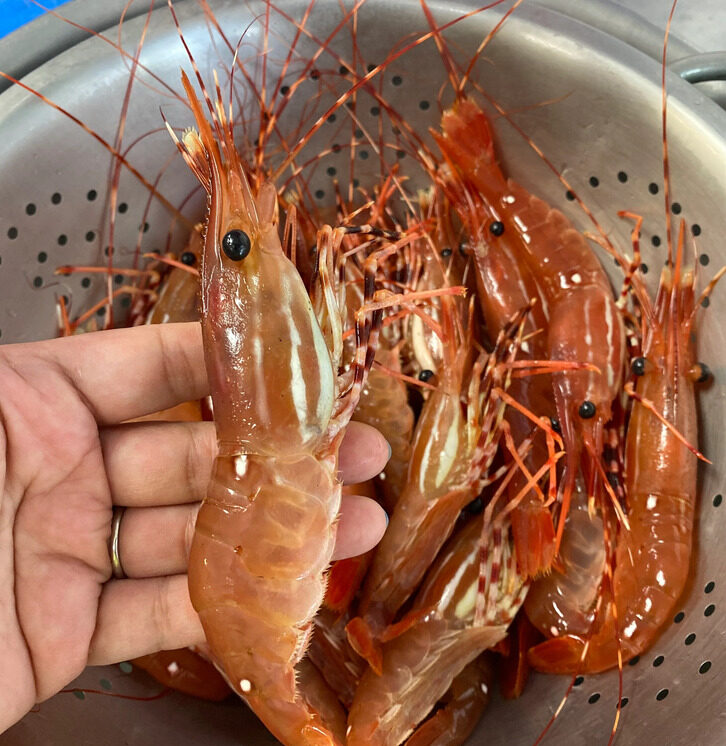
1,1,725,743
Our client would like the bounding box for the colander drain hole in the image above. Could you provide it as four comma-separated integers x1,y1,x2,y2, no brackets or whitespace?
653,655,665,667
656,688,669,701
685,633,697,645
588,693,600,704
699,661,712,674
7,226,18,239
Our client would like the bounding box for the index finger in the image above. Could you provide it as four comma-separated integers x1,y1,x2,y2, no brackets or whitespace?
14,322,207,425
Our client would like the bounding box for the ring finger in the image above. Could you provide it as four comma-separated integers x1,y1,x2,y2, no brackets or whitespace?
117,504,198,578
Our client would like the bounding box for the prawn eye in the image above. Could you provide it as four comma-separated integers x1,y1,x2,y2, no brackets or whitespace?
180,251,196,266
222,230,251,261
419,369,434,382
549,417,562,434
696,362,712,383
631,356,646,376
578,400,596,419
489,221,505,236
440,247,453,257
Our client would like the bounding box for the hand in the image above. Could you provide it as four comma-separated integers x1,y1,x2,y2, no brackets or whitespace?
0,322,389,732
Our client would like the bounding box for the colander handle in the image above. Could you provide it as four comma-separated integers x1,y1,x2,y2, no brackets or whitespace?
670,53,726,110
536,0,726,111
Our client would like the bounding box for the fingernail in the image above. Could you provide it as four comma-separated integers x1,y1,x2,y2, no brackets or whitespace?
386,440,392,461
384,510,389,527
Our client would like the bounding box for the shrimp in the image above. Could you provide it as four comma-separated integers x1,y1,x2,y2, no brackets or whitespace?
144,228,202,325
528,218,714,673
436,97,626,555
347,293,517,671
432,119,558,579
347,512,527,745
172,68,421,744
353,345,414,513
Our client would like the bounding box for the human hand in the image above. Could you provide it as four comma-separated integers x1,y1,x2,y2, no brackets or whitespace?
0,322,389,732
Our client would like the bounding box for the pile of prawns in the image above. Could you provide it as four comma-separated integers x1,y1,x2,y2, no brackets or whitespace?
51,2,722,745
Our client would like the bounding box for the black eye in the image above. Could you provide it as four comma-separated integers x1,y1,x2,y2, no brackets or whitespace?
631,356,646,376
578,401,596,419
696,362,712,383
222,230,251,261
489,221,505,236
180,251,196,266
419,369,434,382
549,417,562,434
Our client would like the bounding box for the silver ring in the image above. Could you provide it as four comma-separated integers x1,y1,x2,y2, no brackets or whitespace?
109,507,127,579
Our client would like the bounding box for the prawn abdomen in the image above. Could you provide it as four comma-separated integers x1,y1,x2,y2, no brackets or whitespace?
189,452,340,700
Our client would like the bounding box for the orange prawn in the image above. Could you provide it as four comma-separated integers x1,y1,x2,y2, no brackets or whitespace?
347,292,516,671
436,97,626,557
172,68,427,744
347,511,527,745
432,119,558,579
528,216,718,673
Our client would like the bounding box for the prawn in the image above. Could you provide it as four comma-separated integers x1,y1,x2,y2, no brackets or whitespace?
528,216,718,673
431,122,558,579
347,292,514,671
347,510,527,745
172,68,425,744
436,97,626,556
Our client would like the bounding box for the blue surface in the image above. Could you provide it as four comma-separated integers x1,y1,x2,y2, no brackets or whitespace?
0,0,72,39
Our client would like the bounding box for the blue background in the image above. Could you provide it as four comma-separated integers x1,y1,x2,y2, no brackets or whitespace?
0,0,72,39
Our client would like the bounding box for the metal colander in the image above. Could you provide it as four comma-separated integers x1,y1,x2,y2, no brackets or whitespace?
1,1,725,744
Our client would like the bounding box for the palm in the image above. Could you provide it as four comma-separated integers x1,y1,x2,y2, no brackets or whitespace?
0,323,389,733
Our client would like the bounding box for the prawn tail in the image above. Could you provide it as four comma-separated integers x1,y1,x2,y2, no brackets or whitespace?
324,552,374,613
347,621,509,746
406,656,495,746
499,612,542,699
244,688,343,746
296,659,349,745
511,500,557,578
527,615,620,675
345,616,384,675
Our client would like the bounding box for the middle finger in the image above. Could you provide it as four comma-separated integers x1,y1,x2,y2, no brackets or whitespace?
102,420,391,508
118,495,387,578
